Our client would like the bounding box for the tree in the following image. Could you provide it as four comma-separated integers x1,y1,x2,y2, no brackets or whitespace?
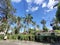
14,17,22,34
24,14,33,31
50,18,60,30
0,0,16,35
41,19,48,31
32,21,36,30
53,2,60,22
0,0,15,19
56,3,60,22
17,17,22,33
36,25,40,30
24,25,26,32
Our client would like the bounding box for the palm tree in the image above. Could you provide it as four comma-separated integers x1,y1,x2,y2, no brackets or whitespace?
32,21,36,30
41,19,46,31
24,14,33,31
36,25,40,30
41,19,46,27
24,25,26,32
15,16,21,34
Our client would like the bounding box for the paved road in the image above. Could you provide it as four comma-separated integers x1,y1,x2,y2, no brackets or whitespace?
0,40,60,45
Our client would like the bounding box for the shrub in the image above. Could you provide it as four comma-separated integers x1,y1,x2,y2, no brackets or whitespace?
35,34,41,42
0,35,4,40
17,34,35,41
7,34,18,40
54,30,60,33
18,34,29,40
29,34,35,41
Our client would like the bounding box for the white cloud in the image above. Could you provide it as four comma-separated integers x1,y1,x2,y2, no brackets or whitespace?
45,0,58,12
26,6,39,12
42,2,47,8
25,0,44,12
34,0,44,5
45,10,51,12
47,0,55,9
25,0,44,5
26,9,29,12
25,0,58,12
31,7,39,12
26,0,33,3
11,0,21,3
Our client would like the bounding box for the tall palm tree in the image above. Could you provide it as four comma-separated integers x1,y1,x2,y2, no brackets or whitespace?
15,16,21,34
41,19,46,31
24,14,33,31
32,21,36,30
41,19,46,27
36,25,40,30
24,25,26,32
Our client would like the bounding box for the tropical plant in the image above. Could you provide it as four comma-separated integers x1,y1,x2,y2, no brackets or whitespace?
13,16,22,34
0,0,16,36
32,21,36,30
24,25,26,32
24,14,33,31
41,19,47,31
36,25,40,30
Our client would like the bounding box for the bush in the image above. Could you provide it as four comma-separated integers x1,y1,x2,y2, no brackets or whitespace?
18,34,29,40
54,30,60,33
29,34,35,41
0,35,4,40
35,32,60,43
43,27,48,32
7,34,18,40
17,34,35,41
35,34,40,42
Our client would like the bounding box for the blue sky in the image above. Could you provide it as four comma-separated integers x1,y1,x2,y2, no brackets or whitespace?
11,0,59,30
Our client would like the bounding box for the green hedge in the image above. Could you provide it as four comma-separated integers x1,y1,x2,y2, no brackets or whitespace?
35,33,60,43
18,34,35,41
6,32,60,43
18,34,29,40
7,34,18,40
7,34,35,41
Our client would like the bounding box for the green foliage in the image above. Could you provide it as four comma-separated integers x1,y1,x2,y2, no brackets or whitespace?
18,34,35,41
28,29,35,34
18,34,29,40
56,3,60,22
7,34,18,40
41,19,46,25
0,35,4,40
29,34,35,41
52,26,60,30
54,30,60,33
43,26,48,32
14,28,19,34
7,34,35,41
35,33,58,43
